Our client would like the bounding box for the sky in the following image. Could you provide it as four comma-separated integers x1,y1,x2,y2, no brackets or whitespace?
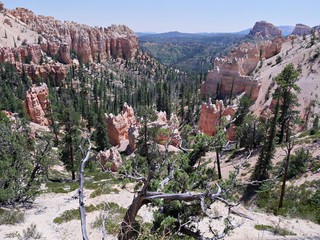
1,0,319,33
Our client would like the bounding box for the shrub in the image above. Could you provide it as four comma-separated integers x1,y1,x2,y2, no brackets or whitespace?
275,55,282,64
21,224,42,239
255,223,296,236
92,202,127,234
256,182,320,224
287,149,313,179
0,208,25,225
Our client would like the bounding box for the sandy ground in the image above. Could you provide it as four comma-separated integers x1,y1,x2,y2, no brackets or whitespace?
1,186,319,240
0,186,154,240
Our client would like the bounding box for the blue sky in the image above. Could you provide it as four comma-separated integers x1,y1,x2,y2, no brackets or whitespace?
1,0,319,33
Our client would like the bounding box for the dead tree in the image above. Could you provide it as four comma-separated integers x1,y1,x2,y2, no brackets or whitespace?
117,142,247,240
78,139,92,240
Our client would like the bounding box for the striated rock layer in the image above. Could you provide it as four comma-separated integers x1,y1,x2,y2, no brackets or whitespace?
199,99,237,141
201,38,282,100
8,7,138,64
25,83,50,126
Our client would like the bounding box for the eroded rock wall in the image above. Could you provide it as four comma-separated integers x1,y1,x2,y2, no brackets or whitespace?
8,8,138,64
201,38,282,100
198,99,236,140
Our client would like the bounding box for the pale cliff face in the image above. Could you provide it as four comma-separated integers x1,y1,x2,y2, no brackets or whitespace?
8,8,138,64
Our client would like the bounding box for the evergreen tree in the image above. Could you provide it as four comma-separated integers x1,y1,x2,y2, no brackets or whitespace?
60,104,81,180
251,89,280,182
274,64,300,143
0,113,52,204
93,111,110,152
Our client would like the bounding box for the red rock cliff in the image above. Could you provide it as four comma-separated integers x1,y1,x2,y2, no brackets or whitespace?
25,83,50,126
9,8,138,64
292,24,312,36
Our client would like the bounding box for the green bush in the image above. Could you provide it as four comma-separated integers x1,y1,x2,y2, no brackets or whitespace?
287,149,313,179
92,202,127,234
255,223,295,236
53,203,106,224
256,182,320,224
0,208,25,225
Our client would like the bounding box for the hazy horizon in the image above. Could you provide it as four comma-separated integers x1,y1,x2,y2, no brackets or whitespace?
1,0,319,33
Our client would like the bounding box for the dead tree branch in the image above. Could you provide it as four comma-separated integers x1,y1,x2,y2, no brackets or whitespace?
79,139,92,240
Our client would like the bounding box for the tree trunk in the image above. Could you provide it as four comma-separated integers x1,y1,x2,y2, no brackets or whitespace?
120,192,147,240
278,144,292,209
70,141,75,180
120,171,153,240
216,148,222,179
79,141,91,240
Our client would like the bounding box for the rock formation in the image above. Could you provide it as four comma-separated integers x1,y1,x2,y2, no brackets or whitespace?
106,103,136,146
96,147,122,172
8,7,138,64
151,111,181,147
199,99,237,141
107,103,181,152
0,4,138,83
248,21,282,38
25,83,50,126
201,38,282,100
292,24,312,36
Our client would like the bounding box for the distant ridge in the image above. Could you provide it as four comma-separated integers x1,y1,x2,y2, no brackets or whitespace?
137,25,295,38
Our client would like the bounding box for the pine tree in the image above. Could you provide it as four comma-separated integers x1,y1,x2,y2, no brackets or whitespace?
94,111,110,152
251,90,280,182
60,104,81,180
275,64,300,144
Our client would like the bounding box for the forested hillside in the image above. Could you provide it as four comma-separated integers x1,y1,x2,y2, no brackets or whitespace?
139,32,242,73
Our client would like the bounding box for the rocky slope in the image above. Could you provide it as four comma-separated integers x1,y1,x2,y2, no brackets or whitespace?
0,3,138,82
251,30,320,127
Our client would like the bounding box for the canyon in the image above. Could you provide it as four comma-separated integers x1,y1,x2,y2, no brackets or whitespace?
201,22,283,101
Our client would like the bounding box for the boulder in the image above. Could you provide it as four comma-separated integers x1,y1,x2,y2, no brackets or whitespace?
96,147,122,172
